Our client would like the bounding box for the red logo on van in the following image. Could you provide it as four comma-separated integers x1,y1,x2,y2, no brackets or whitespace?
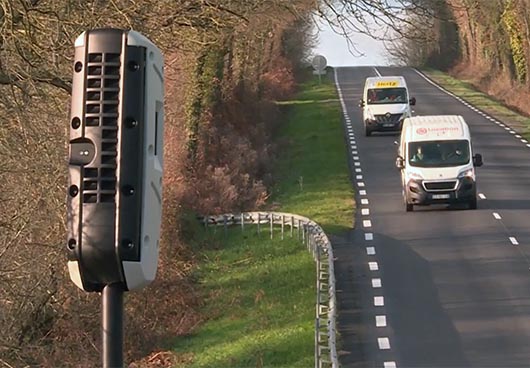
416,128,428,135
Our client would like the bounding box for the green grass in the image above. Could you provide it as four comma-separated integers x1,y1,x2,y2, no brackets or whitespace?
271,74,354,233
422,69,530,139
172,230,315,367
170,72,351,367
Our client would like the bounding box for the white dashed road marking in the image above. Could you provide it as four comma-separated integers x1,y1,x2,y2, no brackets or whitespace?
361,208,370,216
384,362,397,368
365,233,374,240
378,337,391,350
361,198,369,205
363,219,372,228
372,278,382,288
374,296,385,306
478,193,486,199
369,262,379,271
376,315,387,327
367,246,376,255
510,237,519,246
493,212,501,220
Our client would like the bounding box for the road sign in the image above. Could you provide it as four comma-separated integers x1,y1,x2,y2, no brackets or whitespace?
312,55,327,73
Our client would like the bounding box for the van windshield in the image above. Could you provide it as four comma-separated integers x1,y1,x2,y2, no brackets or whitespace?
408,140,470,167
367,88,407,104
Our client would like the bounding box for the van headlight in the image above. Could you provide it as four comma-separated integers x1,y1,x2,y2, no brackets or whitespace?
458,168,474,179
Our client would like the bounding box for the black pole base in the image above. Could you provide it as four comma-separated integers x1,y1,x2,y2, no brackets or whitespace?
102,283,124,368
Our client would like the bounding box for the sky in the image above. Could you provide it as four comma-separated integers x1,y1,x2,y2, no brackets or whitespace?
312,17,391,67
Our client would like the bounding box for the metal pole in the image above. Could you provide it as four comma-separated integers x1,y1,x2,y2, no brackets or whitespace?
102,283,124,368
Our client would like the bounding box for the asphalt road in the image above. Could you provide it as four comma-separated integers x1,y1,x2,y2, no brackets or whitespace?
333,66,530,368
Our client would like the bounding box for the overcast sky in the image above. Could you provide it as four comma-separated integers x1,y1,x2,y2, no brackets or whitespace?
312,17,391,67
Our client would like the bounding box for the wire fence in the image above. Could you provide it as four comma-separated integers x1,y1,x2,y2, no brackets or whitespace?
199,212,339,368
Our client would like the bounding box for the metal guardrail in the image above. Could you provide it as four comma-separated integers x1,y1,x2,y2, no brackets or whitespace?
199,212,339,368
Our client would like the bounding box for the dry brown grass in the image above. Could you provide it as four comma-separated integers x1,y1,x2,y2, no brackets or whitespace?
450,62,530,118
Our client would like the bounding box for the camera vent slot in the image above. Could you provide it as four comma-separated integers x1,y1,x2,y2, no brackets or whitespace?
87,78,102,88
88,53,103,62
85,116,99,127
84,180,98,191
82,52,121,204
83,193,97,203
102,117,118,126
84,168,98,178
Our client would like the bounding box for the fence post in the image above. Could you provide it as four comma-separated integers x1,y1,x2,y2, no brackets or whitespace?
282,215,285,240
270,214,274,240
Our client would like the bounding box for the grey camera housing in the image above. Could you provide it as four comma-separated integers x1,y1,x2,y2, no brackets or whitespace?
67,29,164,292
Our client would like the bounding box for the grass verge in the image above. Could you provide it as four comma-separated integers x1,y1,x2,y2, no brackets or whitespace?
169,71,352,367
422,69,530,139
271,72,354,233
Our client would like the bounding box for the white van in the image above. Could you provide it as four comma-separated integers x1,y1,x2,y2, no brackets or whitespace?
359,76,416,136
395,115,483,211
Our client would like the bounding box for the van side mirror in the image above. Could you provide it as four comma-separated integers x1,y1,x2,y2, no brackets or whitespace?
473,153,483,167
396,156,405,169
409,97,416,106
358,99,365,108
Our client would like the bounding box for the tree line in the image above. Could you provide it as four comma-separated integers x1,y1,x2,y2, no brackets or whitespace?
0,0,441,366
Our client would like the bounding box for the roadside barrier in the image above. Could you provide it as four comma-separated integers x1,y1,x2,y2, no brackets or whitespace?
199,212,339,368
